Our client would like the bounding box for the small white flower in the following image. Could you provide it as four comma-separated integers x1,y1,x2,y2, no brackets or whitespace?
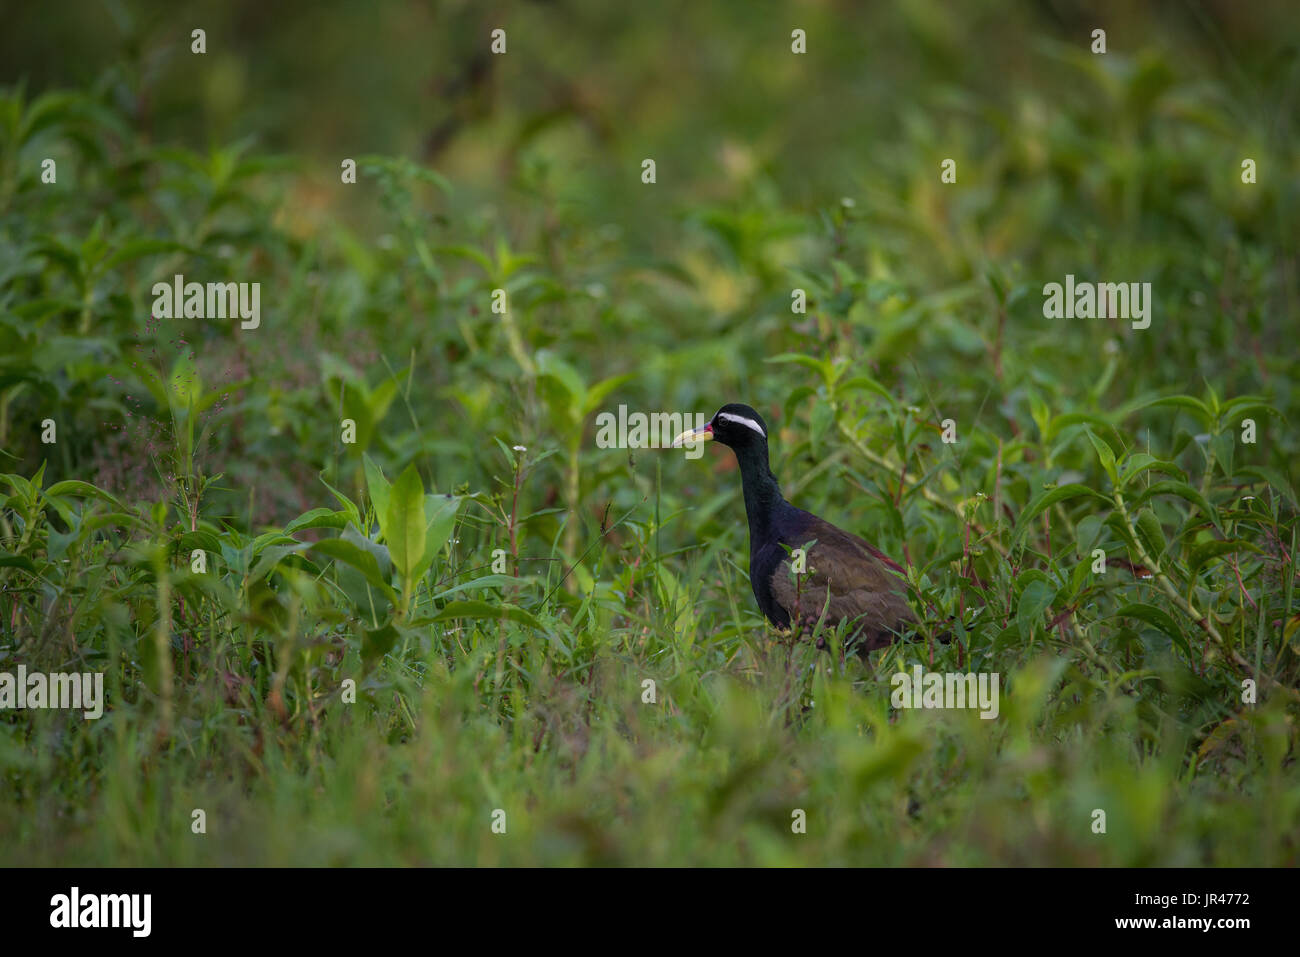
513,445,526,452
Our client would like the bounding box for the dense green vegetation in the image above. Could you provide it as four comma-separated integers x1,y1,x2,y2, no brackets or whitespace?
1,2,1297,865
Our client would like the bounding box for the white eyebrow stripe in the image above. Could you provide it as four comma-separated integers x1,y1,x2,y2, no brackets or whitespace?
717,412,766,437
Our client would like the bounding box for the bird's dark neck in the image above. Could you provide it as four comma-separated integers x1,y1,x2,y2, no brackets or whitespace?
734,442,787,546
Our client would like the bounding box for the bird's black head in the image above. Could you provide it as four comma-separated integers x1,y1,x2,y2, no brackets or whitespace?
706,403,769,449
671,403,769,451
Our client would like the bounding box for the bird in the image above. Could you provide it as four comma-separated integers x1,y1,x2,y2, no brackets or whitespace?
672,402,920,655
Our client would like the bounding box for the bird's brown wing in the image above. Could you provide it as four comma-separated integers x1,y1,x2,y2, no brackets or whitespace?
767,517,916,651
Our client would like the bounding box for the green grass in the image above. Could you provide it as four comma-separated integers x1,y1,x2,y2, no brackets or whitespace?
1,2,1298,865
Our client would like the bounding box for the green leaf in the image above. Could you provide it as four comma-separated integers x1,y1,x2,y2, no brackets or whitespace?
367,377,401,427
1012,484,1110,546
104,238,191,269
194,380,248,415
837,375,895,405
1234,466,1297,506
248,542,310,581
318,472,362,531
1115,603,1190,657
423,600,542,629
1134,508,1166,564
1130,480,1221,532
284,508,349,534
326,527,395,620
361,622,401,668
1128,394,1213,428
656,561,695,638
249,531,297,556
1017,579,1058,641
385,464,426,580
429,574,531,601
1186,539,1261,578
363,453,391,532
766,352,831,382
176,530,223,558
1119,452,1181,486
171,571,236,612
414,493,461,581
1045,412,1123,447
1076,514,1106,555
434,243,495,276
1086,429,1119,485
44,480,125,509
311,538,394,597
1066,552,1094,597
782,385,818,425
583,373,636,416
0,553,39,574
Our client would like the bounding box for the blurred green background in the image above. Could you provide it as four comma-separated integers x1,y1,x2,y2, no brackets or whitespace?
0,0,1297,865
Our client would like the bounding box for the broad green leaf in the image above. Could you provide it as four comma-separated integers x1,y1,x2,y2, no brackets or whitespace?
1186,539,1261,577
0,553,39,573
414,493,461,581
248,542,311,581
1134,508,1166,564
385,464,426,579
361,622,400,668
311,538,394,597
248,531,297,556
1130,480,1221,532
329,526,395,621
1012,484,1110,546
284,508,349,534
1234,466,1296,506
1017,578,1057,641
1119,452,1181,486
1075,514,1106,555
176,530,222,555
171,571,236,612
1115,603,1190,657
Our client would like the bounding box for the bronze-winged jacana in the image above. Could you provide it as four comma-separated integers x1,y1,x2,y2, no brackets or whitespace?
673,403,918,654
